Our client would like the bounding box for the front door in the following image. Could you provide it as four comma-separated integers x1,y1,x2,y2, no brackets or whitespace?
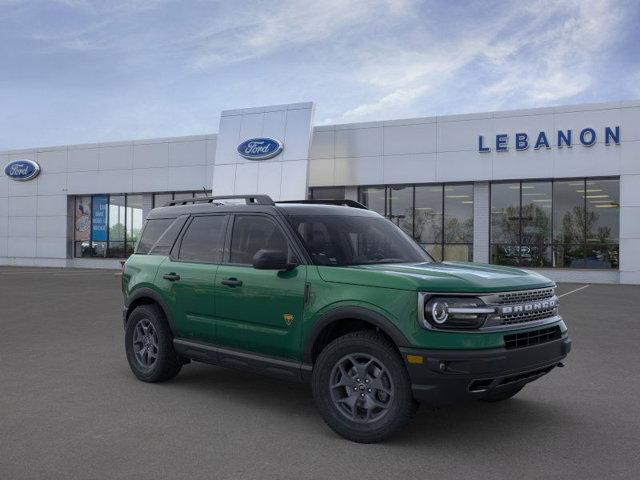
157,214,229,342
214,214,307,360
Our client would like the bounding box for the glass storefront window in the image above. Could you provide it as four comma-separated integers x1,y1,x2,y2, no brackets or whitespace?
309,187,346,200
585,178,619,269
73,193,147,259
360,183,473,262
108,195,126,257
153,193,172,207
359,187,386,216
126,194,143,255
520,181,552,267
388,186,413,235
415,185,443,260
153,191,211,207
444,184,474,262
492,178,619,269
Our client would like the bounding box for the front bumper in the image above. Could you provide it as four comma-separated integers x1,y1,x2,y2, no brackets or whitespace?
400,334,571,406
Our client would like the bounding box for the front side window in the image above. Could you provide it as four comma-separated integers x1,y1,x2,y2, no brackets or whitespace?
287,214,431,266
229,216,290,265
178,215,227,263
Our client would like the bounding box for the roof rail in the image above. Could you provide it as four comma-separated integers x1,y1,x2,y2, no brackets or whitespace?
164,194,275,207
275,199,368,210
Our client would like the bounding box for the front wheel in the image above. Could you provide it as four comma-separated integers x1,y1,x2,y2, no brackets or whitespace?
312,331,417,443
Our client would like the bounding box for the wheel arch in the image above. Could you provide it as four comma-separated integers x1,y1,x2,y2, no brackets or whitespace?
124,287,175,332
304,306,409,365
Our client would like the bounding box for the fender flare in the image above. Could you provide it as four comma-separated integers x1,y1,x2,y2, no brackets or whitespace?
125,287,176,333
303,306,409,364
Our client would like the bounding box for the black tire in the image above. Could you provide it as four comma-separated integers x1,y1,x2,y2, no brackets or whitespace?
312,331,418,443
479,385,524,403
125,304,182,383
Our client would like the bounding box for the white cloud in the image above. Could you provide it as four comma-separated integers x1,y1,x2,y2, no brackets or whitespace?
191,0,414,70
482,0,621,105
334,0,625,122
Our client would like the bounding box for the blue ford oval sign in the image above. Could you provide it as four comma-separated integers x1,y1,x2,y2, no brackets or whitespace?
4,159,41,181
237,137,283,160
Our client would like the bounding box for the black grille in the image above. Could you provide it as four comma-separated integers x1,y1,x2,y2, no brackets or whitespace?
504,326,562,349
502,307,557,325
497,288,554,304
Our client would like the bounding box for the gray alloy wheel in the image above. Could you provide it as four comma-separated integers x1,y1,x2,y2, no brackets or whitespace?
124,303,182,383
329,353,395,423
132,318,159,368
312,330,418,443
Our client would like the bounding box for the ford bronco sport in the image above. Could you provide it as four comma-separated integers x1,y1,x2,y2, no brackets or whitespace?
121,194,571,443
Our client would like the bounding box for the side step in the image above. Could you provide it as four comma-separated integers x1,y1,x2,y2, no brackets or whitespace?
173,338,312,382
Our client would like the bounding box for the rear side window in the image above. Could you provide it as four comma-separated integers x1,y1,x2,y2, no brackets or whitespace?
178,215,227,263
136,218,174,254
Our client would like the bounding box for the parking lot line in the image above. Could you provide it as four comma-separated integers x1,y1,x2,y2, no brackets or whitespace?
558,284,590,298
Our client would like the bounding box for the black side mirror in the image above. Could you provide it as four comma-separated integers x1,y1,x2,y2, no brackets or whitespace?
252,249,297,271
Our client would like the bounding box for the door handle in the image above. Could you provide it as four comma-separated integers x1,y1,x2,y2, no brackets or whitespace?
162,272,181,282
221,277,243,287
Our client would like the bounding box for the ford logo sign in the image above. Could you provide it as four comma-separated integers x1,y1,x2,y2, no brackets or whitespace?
4,159,41,181
237,137,283,160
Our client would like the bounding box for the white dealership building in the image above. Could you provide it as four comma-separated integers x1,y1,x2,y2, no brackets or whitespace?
1,100,639,284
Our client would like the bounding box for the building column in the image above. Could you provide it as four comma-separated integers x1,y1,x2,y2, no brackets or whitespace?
473,182,490,263
619,173,640,284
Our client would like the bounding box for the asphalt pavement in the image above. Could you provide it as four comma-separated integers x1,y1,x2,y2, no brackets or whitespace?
0,267,638,479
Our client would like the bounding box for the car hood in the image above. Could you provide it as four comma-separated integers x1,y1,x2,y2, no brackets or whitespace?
316,261,554,293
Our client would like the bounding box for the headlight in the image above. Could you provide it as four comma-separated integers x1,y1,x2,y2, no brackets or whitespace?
421,296,495,330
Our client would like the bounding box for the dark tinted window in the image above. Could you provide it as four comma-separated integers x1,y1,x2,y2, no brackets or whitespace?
287,215,431,266
230,216,289,264
178,215,227,263
136,218,174,254
149,216,188,255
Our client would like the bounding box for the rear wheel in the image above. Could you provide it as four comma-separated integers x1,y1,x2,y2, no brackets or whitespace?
312,331,417,443
125,304,182,383
479,385,524,402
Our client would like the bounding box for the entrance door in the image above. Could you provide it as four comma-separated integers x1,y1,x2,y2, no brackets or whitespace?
214,214,306,360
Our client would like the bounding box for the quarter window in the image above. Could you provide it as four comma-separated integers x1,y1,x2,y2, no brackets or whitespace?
136,218,174,254
178,215,227,263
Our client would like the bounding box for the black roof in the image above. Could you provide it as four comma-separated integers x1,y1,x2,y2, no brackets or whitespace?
147,194,378,220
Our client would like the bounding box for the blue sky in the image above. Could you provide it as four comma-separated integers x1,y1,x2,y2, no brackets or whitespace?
1,0,639,150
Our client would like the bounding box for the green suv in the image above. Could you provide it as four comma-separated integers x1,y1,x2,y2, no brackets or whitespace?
122,195,571,443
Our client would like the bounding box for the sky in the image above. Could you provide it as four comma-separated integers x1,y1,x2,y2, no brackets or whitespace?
1,0,639,150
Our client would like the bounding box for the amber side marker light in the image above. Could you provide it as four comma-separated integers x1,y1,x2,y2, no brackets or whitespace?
406,355,424,365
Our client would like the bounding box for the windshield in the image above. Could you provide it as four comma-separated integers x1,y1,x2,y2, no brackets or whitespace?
286,214,433,266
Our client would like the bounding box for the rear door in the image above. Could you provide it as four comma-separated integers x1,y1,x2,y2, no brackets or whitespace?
213,213,307,360
158,214,229,342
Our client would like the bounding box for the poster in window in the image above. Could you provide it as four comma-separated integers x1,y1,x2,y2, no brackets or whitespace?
74,196,91,241
91,195,108,242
